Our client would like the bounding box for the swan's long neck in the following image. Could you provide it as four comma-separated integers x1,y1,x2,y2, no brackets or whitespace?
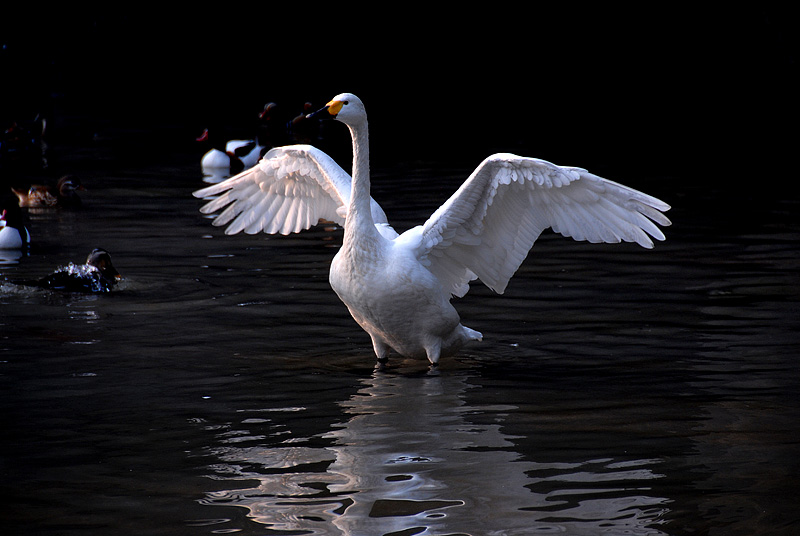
344,120,377,242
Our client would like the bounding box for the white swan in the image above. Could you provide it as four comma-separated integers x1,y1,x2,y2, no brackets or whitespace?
194,93,671,366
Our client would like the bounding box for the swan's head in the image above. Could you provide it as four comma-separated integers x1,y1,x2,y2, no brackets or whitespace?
307,93,366,125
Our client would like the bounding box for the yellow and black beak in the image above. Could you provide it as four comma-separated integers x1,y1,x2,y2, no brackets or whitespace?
306,99,344,120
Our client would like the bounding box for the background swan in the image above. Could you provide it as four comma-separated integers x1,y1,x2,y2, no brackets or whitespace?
194,93,671,366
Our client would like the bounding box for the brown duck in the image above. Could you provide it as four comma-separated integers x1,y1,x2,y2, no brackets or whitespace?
12,175,84,207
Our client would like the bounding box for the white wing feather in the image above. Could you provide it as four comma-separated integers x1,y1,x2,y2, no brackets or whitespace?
193,145,389,236
416,153,671,297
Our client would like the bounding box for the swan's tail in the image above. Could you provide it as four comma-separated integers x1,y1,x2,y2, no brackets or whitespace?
462,326,483,342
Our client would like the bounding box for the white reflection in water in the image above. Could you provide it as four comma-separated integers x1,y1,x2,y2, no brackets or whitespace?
200,373,670,535
0,248,25,265
68,305,100,323
202,169,231,184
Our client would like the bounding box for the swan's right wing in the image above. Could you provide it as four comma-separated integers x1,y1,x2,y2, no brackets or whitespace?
193,145,388,235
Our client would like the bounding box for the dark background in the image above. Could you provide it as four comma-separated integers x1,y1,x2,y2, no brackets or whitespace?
1,6,797,188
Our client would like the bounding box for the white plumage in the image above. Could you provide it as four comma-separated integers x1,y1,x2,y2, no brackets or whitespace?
197,144,388,236
200,148,231,170
0,209,31,250
194,93,671,366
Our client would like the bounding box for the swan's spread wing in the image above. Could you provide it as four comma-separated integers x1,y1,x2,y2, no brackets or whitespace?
193,144,388,235
417,153,671,297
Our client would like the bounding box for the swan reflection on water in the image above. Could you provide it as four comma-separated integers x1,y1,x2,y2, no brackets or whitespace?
196,372,670,535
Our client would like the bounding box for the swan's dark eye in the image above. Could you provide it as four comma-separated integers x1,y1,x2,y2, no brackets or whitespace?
343,101,349,105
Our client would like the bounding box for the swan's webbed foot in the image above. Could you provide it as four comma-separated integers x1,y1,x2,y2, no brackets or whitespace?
374,356,389,372
425,342,441,369
370,336,389,367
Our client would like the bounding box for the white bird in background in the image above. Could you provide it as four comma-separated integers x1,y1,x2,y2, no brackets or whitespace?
0,207,31,249
196,128,232,170
226,138,266,170
197,130,265,175
194,93,671,367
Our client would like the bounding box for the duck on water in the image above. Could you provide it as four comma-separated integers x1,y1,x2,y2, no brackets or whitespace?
10,249,121,293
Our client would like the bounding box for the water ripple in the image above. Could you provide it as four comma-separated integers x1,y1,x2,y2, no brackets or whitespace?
197,373,672,535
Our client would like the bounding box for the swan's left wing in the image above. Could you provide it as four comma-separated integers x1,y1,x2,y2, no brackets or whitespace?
415,153,671,297
193,144,388,235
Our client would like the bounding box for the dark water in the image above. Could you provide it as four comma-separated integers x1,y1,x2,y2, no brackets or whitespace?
1,147,799,535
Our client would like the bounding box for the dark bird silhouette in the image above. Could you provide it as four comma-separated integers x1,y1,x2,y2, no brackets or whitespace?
13,248,122,293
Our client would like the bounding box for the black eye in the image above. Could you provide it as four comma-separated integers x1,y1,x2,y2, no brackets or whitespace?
343,101,349,105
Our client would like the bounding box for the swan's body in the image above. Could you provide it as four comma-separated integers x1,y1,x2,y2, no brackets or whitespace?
194,93,671,365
